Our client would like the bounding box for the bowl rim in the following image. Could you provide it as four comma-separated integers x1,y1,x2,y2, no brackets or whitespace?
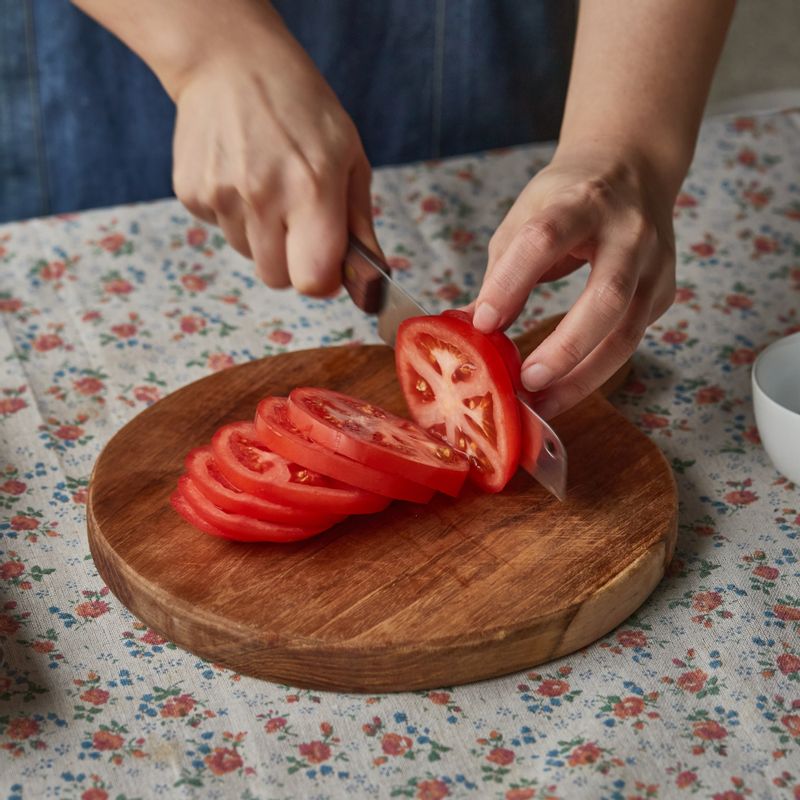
752,330,800,417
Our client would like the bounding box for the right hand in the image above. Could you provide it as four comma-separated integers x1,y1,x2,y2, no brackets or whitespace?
170,11,379,296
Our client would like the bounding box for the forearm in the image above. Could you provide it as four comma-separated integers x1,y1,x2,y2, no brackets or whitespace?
558,0,735,197
70,0,290,99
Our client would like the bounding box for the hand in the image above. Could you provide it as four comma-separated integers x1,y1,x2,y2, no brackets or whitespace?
471,146,677,418
171,13,378,295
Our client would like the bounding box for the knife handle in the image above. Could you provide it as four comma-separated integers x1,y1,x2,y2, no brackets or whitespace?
342,237,387,314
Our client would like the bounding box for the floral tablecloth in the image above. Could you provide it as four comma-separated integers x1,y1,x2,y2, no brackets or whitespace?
1,106,799,800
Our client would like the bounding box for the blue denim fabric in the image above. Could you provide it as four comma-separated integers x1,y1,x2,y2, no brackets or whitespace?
0,0,575,222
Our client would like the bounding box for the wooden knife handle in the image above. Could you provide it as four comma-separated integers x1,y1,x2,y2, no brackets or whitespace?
342,237,387,314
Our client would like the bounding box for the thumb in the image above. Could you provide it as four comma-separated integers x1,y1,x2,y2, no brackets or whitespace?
348,155,384,259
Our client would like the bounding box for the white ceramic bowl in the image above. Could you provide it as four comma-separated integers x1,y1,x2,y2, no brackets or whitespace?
752,331,800,484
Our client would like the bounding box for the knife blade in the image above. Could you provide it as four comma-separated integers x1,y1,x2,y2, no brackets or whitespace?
342,235,568,501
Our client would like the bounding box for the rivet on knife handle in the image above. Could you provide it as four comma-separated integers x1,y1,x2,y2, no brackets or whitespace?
342,237,386,314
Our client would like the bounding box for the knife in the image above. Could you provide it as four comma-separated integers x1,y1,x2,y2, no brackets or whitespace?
342,235,568,501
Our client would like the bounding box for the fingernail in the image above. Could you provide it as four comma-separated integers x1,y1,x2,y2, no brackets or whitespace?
522,363,555,392
473,302,501,332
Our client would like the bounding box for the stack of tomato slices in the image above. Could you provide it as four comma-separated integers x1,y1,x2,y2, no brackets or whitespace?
171,311,530,543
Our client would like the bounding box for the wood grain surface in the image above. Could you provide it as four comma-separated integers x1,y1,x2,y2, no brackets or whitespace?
87,316,677,692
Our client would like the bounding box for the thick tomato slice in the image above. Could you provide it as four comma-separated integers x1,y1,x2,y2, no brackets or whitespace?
176,475,335,542
288,388,468,497
211,421,390,515
395,313,522,492
185,446,345,526
254,397,435,504
442,309,523,391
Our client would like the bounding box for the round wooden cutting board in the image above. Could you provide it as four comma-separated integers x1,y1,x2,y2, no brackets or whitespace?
87,317,677,692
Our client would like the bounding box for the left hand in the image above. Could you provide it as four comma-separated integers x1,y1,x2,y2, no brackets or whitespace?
470,145,677,419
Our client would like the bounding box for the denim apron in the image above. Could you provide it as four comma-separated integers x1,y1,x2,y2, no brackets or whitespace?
0,0,575,222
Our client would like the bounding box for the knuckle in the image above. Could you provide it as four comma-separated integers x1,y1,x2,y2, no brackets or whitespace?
519,217,561,256
202,182,235,213
593,273,635,318
578,177,613,207
240,173,271,209
553,334,583,370
488,262,521,297
628,213,653,246
286,157,322,199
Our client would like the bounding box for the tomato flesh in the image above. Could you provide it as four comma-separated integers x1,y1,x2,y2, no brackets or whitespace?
287,387,468,497
254,397,435,503
395,313,522,492
185,446,344,525
211,421,390,515
177,475,336,542
442,309,523,391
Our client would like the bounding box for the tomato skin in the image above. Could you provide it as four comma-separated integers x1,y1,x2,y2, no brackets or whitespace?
211,421,391,515
254,397,435,504
185,446,344,525
177,475,335,542
395,313,522,493
287,388,469,497
171,488,229,539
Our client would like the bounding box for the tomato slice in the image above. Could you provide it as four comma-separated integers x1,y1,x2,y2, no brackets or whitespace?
185,446,345,525
211,421,390,515
288,388,469,497
395,313,522,492
176,475,335,542
254,397,435,504
442,308,523,391
171,488,230,539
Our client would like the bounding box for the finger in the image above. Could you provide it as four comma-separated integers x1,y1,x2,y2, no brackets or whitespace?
173,166,218,226
519,238,641,392
537,254,587,283
348,155,384,258
473,202,599,334
285,170,348,297
217,197,252,259
245,206,290,289
530,286,655,419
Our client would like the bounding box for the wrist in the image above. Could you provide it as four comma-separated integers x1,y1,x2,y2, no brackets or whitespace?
143,2,293,101
552,134,690,205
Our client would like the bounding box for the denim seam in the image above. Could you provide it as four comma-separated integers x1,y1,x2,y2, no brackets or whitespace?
23,0,50,216
431,0,446,159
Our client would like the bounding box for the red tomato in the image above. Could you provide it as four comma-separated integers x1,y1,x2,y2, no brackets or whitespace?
288,388,468,496
254,397,435,504
211,421,390,515
442,308,523,390
395,313,522,492
176,476,335,542
185,446,344,525
171,488,229,539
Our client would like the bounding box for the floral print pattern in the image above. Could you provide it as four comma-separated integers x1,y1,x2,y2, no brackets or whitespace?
0,108,799,798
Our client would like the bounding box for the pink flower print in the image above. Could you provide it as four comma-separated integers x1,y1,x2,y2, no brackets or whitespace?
75,600,110,619
298,740,331,763
692,591,722,612
32,334,63,352
0,397,26,415
187,227,208,247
